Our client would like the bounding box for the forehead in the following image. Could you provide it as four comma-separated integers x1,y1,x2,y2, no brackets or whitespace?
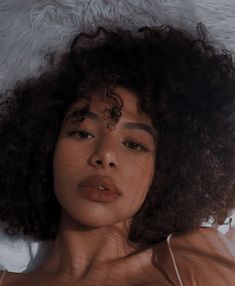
67,86,152,125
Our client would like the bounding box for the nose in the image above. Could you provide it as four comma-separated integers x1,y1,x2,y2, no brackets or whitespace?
88,138,118,169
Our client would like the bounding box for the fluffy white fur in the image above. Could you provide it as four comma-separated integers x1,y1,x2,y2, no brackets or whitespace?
0,0,235,94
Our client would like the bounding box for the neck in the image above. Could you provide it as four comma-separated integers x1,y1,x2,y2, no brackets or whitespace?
34,210,141,279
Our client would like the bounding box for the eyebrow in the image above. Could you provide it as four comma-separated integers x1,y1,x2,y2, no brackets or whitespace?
64,109,157,142
123,122,157,142
64,109,101,123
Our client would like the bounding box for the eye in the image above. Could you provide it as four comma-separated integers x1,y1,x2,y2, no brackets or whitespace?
67,129,94,139
124,141,149,152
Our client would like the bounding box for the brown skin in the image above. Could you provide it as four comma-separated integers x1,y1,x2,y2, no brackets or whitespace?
2,87,164,285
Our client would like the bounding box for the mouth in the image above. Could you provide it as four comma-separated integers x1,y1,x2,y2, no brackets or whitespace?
96,185,108,191
78,175,121,203
79,175,121,195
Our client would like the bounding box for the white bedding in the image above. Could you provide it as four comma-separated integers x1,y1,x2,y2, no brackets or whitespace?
0,0,234,273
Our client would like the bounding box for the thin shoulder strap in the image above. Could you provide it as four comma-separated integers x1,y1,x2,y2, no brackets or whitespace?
0,270,7,286
167,234,184,286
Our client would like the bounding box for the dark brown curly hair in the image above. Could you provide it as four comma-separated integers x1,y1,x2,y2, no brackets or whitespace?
0,24,234,244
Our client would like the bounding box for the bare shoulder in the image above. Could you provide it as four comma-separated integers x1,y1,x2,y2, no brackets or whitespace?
171,228,235,285
0,271,30,286
0,270,7,279
171,227,235,258
0,271,14,286
3,271,59,286
151,228,235,285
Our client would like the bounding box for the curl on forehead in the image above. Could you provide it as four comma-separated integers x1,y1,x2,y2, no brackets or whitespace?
67,84,154,131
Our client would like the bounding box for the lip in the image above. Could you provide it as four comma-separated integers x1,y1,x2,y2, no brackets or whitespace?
79,175,121,195
78,175,121,203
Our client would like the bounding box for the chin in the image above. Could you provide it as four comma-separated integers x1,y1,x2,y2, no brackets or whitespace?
61,208,125,228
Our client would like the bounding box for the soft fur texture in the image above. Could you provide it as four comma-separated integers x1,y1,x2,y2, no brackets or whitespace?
1,0,235,95
0,0,234,273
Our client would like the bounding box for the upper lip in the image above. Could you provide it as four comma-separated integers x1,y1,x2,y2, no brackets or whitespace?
79,175,121,195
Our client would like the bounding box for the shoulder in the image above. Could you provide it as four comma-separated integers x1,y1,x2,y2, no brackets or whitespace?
0,270,7,284
170,227,235,259
0,270,24,286
153,227,235,285
0,271,40,286
0,270,5,277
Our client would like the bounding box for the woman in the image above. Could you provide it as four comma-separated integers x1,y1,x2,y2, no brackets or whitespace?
0,24,234,285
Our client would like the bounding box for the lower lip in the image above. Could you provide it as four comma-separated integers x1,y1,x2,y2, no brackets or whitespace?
79,185,120,203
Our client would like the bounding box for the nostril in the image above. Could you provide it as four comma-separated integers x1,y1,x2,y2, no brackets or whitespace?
95,160,102,165
93,160,115,167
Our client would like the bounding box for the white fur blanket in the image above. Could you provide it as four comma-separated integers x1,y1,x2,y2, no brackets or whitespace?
0,0,235,94
0,0,234,273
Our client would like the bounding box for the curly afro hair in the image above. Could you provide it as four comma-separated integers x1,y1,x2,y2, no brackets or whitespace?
0,24,234,244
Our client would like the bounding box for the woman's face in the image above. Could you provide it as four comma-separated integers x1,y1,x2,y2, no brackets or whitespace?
53,86,156,229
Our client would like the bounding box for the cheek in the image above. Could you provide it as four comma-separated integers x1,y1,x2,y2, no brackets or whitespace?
53,139,86,173
52,143,84,214
122,156,154,209
53,143,81,193
125,154,154,186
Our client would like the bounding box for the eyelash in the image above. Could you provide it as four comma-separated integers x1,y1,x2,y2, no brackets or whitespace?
68,129,94,139
67,129,149,152
124,141,149,152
